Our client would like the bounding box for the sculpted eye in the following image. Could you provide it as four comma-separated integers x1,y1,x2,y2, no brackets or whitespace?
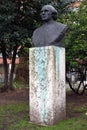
44,9,49,12
41,9,49,13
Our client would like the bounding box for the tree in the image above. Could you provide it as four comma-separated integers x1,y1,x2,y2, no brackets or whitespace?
0,0,85,91
1,0,59,91
64,0,87,69
0,0,42,91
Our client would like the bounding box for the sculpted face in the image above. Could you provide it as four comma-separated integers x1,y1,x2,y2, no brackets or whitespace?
40,5,53,22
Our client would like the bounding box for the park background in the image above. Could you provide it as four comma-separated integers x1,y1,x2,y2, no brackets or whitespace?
0,0,87,130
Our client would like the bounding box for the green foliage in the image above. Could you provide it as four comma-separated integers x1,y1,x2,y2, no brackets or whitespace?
0,0,36,51
0,0,42,89
57,0,87,68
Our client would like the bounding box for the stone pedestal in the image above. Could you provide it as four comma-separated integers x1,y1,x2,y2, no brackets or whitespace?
29,46,66,126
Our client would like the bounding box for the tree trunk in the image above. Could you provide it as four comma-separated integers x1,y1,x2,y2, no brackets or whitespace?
1,45,9,91
9,46,17,90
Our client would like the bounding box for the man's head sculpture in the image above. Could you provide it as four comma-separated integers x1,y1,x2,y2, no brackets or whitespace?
40,5,57,21
32,5,67,47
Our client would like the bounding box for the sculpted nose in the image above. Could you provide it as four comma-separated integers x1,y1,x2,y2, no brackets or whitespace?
41,11,45,15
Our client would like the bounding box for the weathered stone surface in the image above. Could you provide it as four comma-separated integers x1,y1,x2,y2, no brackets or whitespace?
29,46,66,126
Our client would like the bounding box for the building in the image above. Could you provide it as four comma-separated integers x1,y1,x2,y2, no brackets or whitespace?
0,53,19,82
69,0,83,12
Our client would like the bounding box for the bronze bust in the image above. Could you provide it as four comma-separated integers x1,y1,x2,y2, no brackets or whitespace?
32,5,67,47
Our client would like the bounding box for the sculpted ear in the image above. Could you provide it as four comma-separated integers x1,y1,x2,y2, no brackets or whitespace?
52,12,57,20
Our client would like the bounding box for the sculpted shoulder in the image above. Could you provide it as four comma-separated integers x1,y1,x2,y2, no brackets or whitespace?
53,21,67,32
32,26,43,36
32,25,44,47
33,21,67,36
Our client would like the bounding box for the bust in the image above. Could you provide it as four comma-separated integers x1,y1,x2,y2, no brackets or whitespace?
32,5,67,47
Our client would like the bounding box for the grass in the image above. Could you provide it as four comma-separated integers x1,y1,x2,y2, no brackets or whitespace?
13,81,29,89
0,102,87,130
0,78,29,90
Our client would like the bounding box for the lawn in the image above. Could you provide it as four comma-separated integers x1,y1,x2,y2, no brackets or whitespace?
0,89,87,130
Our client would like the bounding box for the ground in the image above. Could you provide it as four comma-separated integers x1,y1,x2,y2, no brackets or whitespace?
66,91,87,118
0,89,87,118
0,89,87,130
0,88,29,105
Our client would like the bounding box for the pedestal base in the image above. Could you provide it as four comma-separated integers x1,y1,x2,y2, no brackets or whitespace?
29,46,66,126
